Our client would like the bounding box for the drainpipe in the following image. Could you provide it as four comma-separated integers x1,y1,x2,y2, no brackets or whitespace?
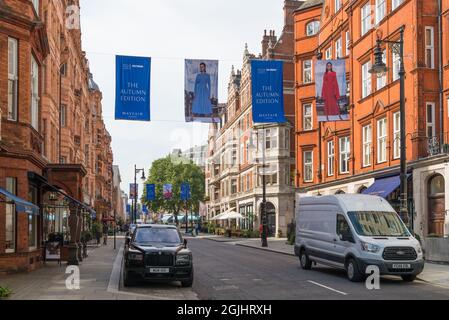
438,0,444,148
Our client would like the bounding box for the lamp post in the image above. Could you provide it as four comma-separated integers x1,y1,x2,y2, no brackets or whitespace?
260,127,268,248
369,26,409,226
133,165,146,225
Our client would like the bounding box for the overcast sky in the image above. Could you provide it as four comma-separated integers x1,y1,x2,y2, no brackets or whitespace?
80,0,284,198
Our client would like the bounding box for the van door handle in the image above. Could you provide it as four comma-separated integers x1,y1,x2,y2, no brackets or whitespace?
333,238,338,242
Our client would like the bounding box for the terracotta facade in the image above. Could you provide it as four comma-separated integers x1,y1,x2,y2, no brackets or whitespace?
0,0,116,273
294,0,449,239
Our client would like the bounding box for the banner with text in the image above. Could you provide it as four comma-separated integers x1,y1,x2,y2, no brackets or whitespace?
251,60,286,123
315,59,349,122
115,55,151,121
146,184,156,201
185,59,220,123
180,183,191,201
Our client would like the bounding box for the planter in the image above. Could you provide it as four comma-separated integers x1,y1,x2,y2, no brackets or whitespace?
424,237,449,262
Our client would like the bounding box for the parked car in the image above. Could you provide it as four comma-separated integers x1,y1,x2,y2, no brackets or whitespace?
123,224,193,287
294,194,424,282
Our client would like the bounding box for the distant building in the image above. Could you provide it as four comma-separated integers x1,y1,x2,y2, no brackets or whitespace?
171,145,208,171
112,166,125,222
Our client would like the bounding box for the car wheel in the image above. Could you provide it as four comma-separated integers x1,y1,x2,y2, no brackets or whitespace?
299,249,312,270
181,268,194,288
401,275,417,282
346,258,363,282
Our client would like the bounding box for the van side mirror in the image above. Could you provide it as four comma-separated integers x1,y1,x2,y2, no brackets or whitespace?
183,239,188,248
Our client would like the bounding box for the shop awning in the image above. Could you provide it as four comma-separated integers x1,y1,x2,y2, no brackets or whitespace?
0,188,40,215
362,175,409,199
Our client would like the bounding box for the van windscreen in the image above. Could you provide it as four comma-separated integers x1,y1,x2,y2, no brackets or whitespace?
347,211,410,237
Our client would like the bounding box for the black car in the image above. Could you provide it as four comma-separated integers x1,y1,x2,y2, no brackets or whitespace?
123,224,193,287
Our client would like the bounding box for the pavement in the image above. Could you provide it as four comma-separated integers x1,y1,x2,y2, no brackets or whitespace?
0,237,197,300
201,234,449,289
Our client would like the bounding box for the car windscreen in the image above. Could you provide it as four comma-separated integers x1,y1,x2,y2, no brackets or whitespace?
134,228,181,244
347,211,410,237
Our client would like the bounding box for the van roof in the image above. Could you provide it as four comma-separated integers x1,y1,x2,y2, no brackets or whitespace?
298,194,396,213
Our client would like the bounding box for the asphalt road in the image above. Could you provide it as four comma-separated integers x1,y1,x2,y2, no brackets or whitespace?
121,237,449,300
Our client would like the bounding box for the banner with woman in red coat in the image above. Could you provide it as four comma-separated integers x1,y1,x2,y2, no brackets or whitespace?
315,60,349,122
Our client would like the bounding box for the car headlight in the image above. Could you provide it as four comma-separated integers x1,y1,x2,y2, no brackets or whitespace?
361,241,381,253
176,254,191,266
128,252,143,261
416,246,422,254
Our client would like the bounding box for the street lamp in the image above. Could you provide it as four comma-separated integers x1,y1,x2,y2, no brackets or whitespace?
369,26,409,226
133,165,146,224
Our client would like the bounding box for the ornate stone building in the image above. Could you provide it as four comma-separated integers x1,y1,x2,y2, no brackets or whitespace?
0,0,115,273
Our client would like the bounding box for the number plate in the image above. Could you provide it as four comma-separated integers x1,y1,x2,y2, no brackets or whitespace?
392,264,411,269
149,268,170,274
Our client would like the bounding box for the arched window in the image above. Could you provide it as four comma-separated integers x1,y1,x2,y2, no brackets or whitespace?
306,21,320,36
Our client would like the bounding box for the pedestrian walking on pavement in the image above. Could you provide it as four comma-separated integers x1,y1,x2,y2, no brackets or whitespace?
103,222,109,246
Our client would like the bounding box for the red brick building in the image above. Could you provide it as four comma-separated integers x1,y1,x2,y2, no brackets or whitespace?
0,0,115,273
294,0,449,244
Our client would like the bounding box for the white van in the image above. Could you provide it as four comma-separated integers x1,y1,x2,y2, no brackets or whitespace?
294,194,424,282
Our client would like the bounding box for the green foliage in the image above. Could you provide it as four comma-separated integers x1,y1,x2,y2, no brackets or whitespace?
0,286,12,298
142,156,205,220
80,231,92,244
91,222,102,237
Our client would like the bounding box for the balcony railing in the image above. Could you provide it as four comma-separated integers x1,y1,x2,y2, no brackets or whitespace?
422,133,449,158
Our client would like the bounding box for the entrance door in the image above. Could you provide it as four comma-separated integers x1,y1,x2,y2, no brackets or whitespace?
261,202,276,237
428,174,445,237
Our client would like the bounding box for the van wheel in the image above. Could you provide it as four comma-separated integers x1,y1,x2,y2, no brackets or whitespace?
346,258,363,282
299,250,312,270
401,275,416,282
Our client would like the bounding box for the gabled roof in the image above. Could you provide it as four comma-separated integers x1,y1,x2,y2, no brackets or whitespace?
296,0,324,11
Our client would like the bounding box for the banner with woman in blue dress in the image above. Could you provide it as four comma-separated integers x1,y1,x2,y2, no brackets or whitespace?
185,59,220,123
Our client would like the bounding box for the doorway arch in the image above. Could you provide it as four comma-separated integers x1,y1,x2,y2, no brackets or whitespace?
428,174,445,237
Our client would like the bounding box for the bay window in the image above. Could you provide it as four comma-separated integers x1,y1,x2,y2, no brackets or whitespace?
375,0,386,25
31,56,39,131
425,26,435,69
335,37,342,59
8,37,18,121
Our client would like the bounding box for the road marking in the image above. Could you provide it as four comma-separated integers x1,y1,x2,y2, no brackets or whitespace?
307,280,348,296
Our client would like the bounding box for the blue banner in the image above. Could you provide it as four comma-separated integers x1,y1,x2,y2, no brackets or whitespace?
115,55,151,121
126,204,131,215
146,184,156,201
129,183,138,198
142,205,149,215
181,183,191,201
251,60,286,123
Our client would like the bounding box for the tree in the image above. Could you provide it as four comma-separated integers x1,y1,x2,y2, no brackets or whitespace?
141,156,205,225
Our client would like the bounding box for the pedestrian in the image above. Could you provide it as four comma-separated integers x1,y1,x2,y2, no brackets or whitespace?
259,223,264,243
103,222,109,246
195,222,200,236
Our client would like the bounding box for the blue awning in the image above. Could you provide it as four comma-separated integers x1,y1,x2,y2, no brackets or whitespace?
0,188,40,215
362,175,408,199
